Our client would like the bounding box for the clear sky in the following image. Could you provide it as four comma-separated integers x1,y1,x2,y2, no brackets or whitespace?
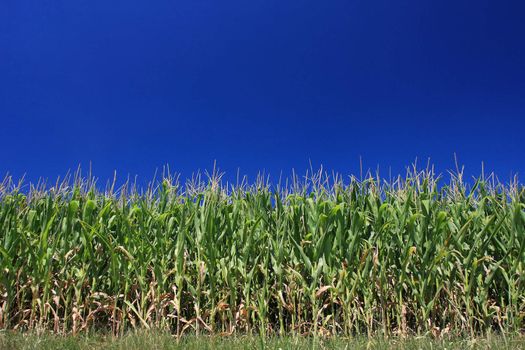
1,0,524,185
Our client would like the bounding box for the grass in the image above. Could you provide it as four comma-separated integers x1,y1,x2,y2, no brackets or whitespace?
1,331,525,350
0,165,524,338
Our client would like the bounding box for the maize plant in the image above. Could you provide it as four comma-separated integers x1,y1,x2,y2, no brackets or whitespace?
0,167,523,337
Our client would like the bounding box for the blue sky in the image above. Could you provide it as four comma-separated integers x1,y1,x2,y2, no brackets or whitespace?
1,0,524,185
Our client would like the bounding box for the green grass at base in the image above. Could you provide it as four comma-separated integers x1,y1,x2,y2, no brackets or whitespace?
1,332,524,350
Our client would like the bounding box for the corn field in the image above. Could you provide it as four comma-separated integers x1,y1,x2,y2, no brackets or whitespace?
0,167,524,337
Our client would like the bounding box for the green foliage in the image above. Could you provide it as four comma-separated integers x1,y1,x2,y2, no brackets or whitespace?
0,168,523,337
1,331,525,350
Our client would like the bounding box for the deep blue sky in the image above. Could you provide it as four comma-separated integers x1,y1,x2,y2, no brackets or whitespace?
1,0,524,185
